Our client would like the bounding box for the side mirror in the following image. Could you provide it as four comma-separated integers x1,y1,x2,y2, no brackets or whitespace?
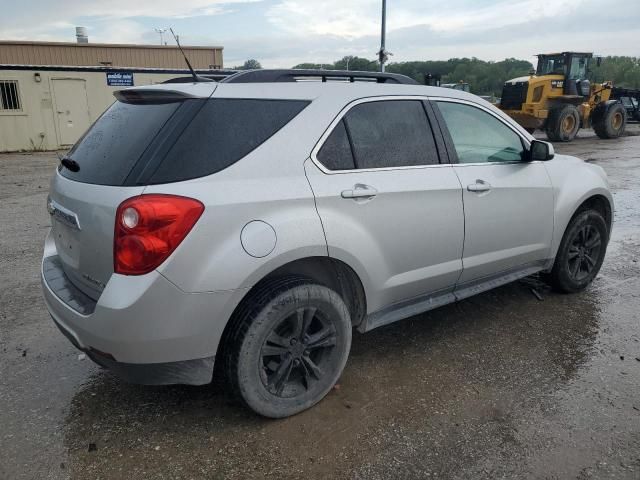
529,139,555,161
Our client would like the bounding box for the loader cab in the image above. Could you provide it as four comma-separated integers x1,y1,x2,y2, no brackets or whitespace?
536,52,593,97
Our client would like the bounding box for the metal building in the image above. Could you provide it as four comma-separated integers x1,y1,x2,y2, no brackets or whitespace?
0,40,223,70
0,39,225,152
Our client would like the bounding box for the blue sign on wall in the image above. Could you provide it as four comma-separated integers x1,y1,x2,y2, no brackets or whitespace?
106,71,134,87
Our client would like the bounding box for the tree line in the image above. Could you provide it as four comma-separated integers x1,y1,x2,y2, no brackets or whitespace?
236,56,640,95
590,56,640,90
292,57,533,95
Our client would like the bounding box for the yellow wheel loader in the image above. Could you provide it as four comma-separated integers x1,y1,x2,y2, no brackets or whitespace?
499,52,631,142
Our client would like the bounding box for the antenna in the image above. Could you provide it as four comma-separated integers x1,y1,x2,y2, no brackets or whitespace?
169,27,198,82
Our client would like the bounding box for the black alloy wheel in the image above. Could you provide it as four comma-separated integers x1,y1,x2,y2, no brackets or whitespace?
566,223,602,282
225,277,351,418
543,209,608,293
260,306,339,397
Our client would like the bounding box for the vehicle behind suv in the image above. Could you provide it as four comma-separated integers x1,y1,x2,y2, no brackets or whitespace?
42,70,612,418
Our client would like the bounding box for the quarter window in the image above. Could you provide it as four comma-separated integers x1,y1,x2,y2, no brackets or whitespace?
317,120,355,170
151,99,309,184
0,80,21,111
436,101,525,163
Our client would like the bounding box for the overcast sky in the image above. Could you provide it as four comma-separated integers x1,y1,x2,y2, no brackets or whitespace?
1,0,638,67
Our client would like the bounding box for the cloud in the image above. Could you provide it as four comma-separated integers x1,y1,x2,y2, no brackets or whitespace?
0,0,260,41
267,0,381,39
1,0,638,68
226,0,640,67
15,0,258,21
265,0,581,38
90,19,148,44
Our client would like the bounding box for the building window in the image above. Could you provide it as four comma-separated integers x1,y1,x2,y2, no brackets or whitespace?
0,80,22,111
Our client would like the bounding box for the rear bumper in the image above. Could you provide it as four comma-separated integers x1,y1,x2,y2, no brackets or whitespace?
49,313,215,385
41,231,246,385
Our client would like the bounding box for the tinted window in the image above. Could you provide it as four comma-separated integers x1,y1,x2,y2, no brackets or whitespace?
150,99,309,184
316,120,355,170
60,101,180,185
436,102,524,163
343,100,439,169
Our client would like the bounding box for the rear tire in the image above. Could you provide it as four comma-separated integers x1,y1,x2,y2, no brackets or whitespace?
543,209,608,293
545,104,580,142
224,277,352,418
593,102,627,139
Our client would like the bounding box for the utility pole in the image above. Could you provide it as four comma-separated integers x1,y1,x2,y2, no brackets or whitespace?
154,28,167,46
378,0,388,72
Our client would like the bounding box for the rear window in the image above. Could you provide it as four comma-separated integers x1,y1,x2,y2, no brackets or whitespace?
149,99,310,184
60,97,309,186
60,101,180,185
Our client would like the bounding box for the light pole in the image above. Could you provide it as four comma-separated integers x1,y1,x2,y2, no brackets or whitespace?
154,28,167,46
377,0,389,72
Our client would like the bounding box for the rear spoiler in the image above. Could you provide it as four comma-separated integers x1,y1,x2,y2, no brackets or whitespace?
114,89,199,105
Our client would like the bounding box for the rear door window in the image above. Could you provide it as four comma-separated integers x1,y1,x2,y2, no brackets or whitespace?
343,100,439,169
150,99,309,184
60,101,180,185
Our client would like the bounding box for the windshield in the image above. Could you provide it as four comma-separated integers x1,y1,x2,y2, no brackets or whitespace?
537,55,566,76
568,56,588,79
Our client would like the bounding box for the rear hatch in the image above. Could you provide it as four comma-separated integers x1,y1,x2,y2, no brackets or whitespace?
48,85,310,300
48,88,210,300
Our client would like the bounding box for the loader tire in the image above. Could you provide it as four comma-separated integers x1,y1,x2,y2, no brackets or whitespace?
545,104,580,142
593,101,626,139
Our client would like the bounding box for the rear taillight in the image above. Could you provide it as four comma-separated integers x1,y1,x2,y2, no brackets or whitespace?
114,194,204,275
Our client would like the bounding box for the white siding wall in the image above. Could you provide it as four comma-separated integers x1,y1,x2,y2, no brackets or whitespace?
0,69,182,152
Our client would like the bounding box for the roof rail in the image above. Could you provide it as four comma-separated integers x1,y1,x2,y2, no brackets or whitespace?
219,69,419,85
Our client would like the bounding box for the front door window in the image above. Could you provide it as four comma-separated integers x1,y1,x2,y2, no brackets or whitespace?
436,101,525,163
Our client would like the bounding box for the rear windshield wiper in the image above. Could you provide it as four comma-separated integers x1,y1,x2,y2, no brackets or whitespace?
59,155,80,172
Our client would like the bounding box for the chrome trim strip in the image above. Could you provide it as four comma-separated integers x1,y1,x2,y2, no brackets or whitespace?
310,95,447,175
309,94,533,175
47,197,81,231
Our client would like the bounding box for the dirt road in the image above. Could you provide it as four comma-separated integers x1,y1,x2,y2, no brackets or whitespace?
1,126,639,479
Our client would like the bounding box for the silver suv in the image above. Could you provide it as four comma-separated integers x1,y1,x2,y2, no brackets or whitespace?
42,70,613,418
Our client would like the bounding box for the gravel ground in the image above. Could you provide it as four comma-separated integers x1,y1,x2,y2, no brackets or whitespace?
1,125,639,479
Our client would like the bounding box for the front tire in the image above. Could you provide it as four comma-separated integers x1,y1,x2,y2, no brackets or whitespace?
593,102,626,139
545,104,580,142
544,210,608,293
225,277,352,418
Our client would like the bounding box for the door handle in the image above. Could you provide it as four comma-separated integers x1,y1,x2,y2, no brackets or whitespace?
341,184,378,199
467,180,492,193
